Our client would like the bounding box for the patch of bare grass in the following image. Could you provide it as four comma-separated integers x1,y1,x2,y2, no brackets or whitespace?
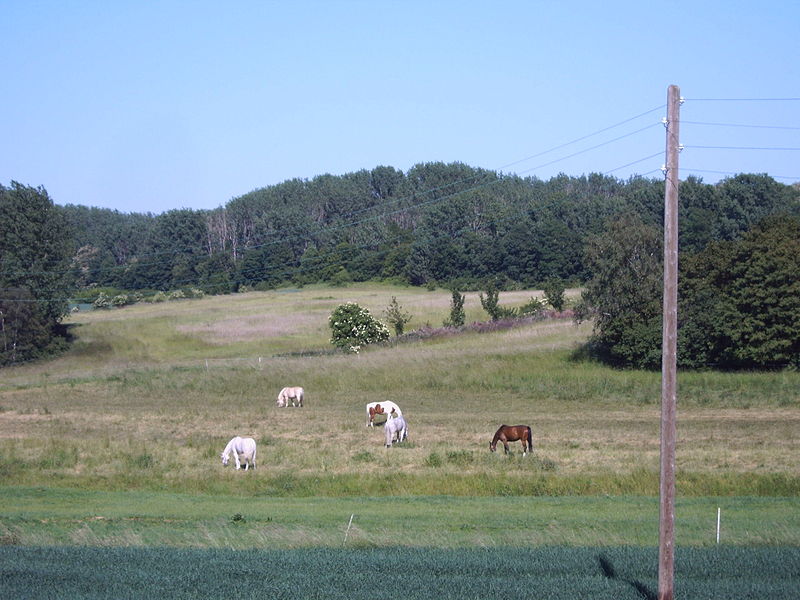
177,312,319,344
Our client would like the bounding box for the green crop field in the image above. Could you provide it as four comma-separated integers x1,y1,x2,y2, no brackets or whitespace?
1,284,798,597
3,546,799,599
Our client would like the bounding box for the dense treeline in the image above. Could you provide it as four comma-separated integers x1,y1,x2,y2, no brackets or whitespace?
3,163,799,367
579,212,800,369
59,163,799,294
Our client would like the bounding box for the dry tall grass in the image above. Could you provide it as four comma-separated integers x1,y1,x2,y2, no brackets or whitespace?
0,283,798,495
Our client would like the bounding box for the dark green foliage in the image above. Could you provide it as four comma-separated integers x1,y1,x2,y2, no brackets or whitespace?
47,167,799,297
443,289,465,327
519,296,546,316
480,282,518,321
382,296,412,336
543,279,567,311
480,283,501,320
1,546,797,600
0,182,74,365
679,215,800,369
578,213,664,369
581,211,800,370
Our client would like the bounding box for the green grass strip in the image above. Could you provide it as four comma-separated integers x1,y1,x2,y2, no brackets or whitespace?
1,486,798,548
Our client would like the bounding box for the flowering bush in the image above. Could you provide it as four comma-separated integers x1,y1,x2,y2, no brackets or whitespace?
329,302,390,352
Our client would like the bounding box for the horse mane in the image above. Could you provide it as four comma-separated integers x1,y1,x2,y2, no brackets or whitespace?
492,425,509,441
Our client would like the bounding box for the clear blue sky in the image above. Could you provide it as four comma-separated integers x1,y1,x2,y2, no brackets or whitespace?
2,1,798,214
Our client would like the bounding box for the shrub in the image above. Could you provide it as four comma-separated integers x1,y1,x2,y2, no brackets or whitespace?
92,292,112,309
443,289,465,328
543,279,567,311
383,296,412,336
329,302,390,352
519,297,545,316
111,294,130,307
330,268,352,287
480,283,517,320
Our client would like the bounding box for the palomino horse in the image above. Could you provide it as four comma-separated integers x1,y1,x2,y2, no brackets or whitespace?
489,424,533,456
365,401,402,427
277,386,304,408
384,415,408,447
221,436,257,470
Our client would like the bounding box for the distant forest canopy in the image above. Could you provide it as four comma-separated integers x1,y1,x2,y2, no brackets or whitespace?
59,162,800,295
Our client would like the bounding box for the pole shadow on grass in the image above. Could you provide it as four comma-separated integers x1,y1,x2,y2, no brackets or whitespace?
598,553,656,600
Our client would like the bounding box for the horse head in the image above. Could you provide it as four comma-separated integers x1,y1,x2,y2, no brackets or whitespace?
221,452,229,466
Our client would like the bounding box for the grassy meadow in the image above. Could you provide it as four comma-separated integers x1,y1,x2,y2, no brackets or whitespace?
1,283,799,549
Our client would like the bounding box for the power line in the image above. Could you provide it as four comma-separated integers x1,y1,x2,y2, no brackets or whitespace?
685,145,800,151
4,99,797,298
603,151,664,175
683,120,800,131
3,107,671,283
516,123,662,176
680,168,800,181
496,104,665,171
686,97,800,102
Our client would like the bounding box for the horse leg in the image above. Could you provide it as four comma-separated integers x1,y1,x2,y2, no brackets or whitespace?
503,441,510,454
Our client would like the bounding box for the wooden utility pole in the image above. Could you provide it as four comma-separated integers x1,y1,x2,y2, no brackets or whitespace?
658,84,681,600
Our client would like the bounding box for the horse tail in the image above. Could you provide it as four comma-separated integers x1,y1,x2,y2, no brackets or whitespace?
526,426,533,452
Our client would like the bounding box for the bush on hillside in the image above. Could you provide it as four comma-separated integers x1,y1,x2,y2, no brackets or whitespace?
329,302,390,353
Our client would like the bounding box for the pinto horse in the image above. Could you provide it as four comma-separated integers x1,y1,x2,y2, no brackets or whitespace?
365,401,402,427
221,436,257,470
489,424,533,456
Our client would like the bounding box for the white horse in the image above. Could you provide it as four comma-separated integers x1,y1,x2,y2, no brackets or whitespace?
385,415,408,447
365,401,402,427
277,386,304,408
221,436,257,470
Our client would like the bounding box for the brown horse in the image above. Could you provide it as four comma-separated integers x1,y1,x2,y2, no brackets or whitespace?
490,424,533,456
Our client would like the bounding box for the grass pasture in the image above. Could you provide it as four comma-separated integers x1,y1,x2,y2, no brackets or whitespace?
0,284,797,498
1,283,799,596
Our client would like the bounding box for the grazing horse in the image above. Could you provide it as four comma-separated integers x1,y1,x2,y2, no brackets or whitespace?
385,415,408,447
277,386,304,408
365,401,402,427
221,436,257,470
489,425,533,456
